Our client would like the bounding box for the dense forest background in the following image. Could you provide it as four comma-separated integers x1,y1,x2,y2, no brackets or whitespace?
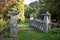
0,0,60,22
25,0,60,22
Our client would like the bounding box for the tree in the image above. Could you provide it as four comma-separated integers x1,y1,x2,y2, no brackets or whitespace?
29,1,39,18
0,0,13,13
0,0,14,34
46,0,60,21
39,0,60,21
0,0,14,19
12,0,25,22
24,5,30,18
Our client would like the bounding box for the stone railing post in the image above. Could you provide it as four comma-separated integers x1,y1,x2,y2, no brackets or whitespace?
42,11,51,32
8,10,18,40
30,14,34,20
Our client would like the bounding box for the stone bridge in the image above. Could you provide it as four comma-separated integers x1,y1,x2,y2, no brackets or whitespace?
30,11,51,33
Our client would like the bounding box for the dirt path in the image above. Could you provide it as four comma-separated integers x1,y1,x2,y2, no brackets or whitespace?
18,27,33,30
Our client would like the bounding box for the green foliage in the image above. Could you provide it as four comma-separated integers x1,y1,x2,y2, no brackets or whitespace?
29,1,39,18
1,27,10,38
45,0,60,20
18,28,49,40
12,0,25,22
51,23,56,28
24,5,31,18
48,28,60,35
0,18,9,32
0,18,10,38
18,26,60,40
24,1,39,19
18,22,30,28
39,0,60,21
18,21,60,40
48,28,60,40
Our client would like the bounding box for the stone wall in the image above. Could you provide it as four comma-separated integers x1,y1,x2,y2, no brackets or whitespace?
30,20,51,32
30,20,44,31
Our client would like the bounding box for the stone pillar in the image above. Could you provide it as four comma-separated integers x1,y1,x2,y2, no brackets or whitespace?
30,14,34,20
42,11,51,32
8,10,18,40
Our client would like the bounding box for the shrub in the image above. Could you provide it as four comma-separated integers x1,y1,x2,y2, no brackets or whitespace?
0,19,9,31
48,28,60,35
51,23,56,28
0,18,10,37
48,28,60,40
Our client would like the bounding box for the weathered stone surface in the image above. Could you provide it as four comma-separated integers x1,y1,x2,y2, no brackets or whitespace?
30,12,51,33
0,38,7,40
9,11,18,40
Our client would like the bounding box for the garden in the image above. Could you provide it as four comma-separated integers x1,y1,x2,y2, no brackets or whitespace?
0,0,60,40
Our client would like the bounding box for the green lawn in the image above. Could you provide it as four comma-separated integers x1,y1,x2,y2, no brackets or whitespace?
0,22,60,40
18,29,51,40
18,22,60,40
18,22,30,28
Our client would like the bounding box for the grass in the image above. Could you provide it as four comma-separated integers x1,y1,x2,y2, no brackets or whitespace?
18,22,30,28
0,22,60,40
18,22,60,40
18,23,51,40
18,28,52,40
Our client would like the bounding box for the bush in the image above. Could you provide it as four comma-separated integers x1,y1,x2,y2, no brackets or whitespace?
2,27,10,38
25,18,30,23
0,19,9,31
48,28,60,40
0,18,10,37
48,28,60,35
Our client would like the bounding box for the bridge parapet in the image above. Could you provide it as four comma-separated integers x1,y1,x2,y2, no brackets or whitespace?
30,11,51,33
